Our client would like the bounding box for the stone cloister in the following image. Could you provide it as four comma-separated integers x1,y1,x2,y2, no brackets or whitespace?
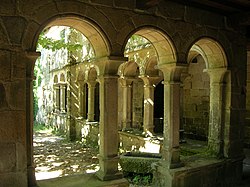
0,1,249,187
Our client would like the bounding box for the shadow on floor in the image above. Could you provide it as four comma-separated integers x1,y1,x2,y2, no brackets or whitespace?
37,173,129,187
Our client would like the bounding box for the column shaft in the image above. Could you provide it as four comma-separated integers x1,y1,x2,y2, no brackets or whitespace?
206,68,227,156
96,76,122,180
120,79,132,129
162,81,182,168
60,84,66,112
87,82,96,121
78,82,86,117
143,84,155,133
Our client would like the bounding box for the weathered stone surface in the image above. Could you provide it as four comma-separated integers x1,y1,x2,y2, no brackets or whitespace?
11,52,26,79
0,143,16,172
0,50,11,81
2,16,27,44
0,83,9,109
5,81,26,110
90,0,113,6
185,6,225,28
114,0,135,9
0,111,25,143
0,0,16,15
0,172,27,187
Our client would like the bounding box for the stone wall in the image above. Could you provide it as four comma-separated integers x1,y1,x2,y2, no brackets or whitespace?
183,55,210,141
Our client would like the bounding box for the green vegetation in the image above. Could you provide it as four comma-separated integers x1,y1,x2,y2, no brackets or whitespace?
125,34,152,53
125,172,153,186
33,122,52,133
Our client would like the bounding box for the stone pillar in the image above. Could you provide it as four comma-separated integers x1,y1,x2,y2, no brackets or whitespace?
55,84,60,111
26,51,40,187
120,78,132,130
140,76,161,134
160,64,186,168
78,81,86,117
152,64,186,187
87,81,96,121
206,68,227,157
96,75,123,180
179,73,190,143
60,84,66,112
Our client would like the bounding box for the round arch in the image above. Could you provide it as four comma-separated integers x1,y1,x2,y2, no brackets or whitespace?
59,73,65,82
186,37,230,156
85,65,99,81
123,27,177,65
25,15,111,59
188,37,228,69
53,74,58,83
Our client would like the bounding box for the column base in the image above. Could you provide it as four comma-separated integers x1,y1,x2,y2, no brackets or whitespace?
96,155,123,181
96,170,123,181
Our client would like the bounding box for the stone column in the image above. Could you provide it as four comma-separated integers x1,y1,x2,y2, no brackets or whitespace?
26,51,40,187
87,81,96,121
120,78,132,130
78,81,86,117
96,75,122,180
60,84,66,112
55,84,60,111
160,64,186,168
140,76,161,134
206,68,227,157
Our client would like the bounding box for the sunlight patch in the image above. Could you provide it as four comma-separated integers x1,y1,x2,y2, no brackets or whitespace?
36,170,63,180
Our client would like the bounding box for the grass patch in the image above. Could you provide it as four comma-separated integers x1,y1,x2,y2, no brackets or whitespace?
33,123,51,132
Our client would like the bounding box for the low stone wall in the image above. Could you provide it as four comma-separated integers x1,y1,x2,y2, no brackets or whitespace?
120,152,161,174
152,157,243,187
119,131,162,153
75,119,99,147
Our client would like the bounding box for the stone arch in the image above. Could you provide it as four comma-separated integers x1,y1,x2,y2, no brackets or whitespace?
53,74,58,83
76,70,85,82
23,14,111,58
23,8,111,184
188,37,228,69
186,37,229,156
60,73,65,82
118,61,140,77
145,56,161,77
123,27,177,65
85,65,99,81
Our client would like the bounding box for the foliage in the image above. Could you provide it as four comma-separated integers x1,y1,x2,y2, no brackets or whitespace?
125,172,153,186
37,27,94,62
125,34,152,53
33,58,43,121
38,30,82,52
33,122,52,133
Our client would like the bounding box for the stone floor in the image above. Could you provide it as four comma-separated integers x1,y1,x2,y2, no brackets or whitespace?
33,129,250,187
